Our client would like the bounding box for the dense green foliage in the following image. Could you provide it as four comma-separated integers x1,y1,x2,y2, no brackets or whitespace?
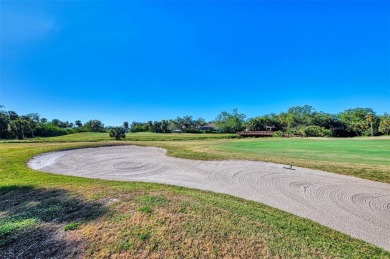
0,108,106,139
379,113,390,135
109,127,126,140
241,105,387,137
215,108,246,133
129,106,389,137
1,105,389,139
1,132,239,143
130,116,207,133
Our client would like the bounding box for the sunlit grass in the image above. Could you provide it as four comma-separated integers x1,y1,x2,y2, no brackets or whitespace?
135,137,390,183
0,132,239,143
1,137,389,256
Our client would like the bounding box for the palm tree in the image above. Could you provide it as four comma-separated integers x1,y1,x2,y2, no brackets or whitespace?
109,127,126,140
9,119,28,139
365,113,375,137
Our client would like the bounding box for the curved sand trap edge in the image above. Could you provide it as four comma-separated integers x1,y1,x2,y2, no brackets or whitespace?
28,145,390,250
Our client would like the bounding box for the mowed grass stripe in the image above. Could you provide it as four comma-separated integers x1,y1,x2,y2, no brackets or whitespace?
218,138,390,165
135,137,389,183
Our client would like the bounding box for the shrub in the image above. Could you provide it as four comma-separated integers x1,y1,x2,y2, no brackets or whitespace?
109,127,126,140
35,124,68,137
273,131,284,137
300,126,332,137
362,128,378,137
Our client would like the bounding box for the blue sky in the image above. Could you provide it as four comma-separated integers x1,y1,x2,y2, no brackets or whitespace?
1,0,389,126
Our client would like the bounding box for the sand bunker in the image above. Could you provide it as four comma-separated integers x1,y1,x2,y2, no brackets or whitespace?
28,145,390,250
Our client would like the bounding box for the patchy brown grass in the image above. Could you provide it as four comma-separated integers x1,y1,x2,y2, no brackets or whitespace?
1,142,389,257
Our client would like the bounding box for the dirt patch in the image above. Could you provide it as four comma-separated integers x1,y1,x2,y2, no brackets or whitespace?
0,186,105,258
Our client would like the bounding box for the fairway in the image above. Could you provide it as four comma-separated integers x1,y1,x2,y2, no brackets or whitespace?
217,138,390,166
0,132,238,143
115,136,390,183
30,145,390,250
1,140,390,257
2,134,390,257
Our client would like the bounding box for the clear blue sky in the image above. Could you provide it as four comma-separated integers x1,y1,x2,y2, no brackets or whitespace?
1,0,389,126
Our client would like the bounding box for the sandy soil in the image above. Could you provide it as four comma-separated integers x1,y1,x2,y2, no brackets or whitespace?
28,145,390,250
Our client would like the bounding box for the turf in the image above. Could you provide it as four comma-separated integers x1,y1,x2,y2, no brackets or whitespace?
0,132,238,143
210,137,390,183
1,140,389,257
218,138,390,166
134,137,390,183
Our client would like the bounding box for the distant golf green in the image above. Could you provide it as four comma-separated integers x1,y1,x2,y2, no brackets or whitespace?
217,138,390,166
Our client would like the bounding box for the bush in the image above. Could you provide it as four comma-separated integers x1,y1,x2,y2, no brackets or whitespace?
84,119,105,132
299,126,332,137
273,131,284,137
362,128,378,137
286,129,298,136
35,124,68,137
109,127,126,140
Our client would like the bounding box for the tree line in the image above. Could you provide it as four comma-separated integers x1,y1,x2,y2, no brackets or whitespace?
127,106,390,137
0,105,389,139
0,106,105,139
129,116,207,133
215,106,390,137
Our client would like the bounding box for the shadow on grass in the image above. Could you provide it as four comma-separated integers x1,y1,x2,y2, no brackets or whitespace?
0,185,106,258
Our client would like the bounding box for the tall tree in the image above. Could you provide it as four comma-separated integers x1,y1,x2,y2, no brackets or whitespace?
23,115,36,138
75,120,82,127
160,120,169,133
8,111,19,120
183,115,194,130
84,119,105,132
0,109,10,139
145,121,154,132
286,105,316,128
123,121,129,132
130,121,145,132
215,109,246,133
9,119,28,139
195,117,206,128
245,117,262,131
51,119,67,128
339,108,375,136
168,119,178,132
365,113,375,137
175,117,185,132
153,121,162,133
379,113,390,135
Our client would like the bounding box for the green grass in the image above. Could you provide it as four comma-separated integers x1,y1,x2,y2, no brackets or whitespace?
131,137,390,183
1,137,389,257
5,132,389,182
64,222,81,231
212,137,390,183
218,138,390,166
1,132,238,143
